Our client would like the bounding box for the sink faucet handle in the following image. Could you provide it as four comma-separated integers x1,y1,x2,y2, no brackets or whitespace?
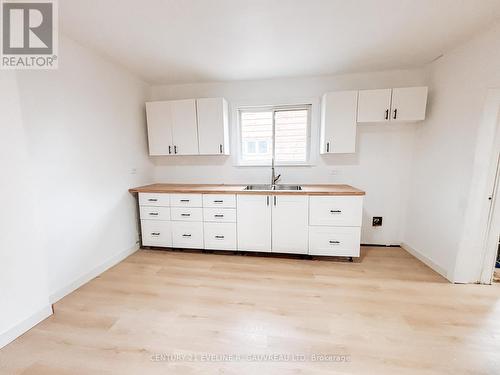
274,174,281,184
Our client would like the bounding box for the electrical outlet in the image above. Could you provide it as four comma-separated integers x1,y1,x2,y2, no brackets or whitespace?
372,217,383,227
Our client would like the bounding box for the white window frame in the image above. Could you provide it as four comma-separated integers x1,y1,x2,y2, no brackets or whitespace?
235,100,315,167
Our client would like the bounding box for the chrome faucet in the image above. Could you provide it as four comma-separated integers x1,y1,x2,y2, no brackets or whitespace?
271,158,281,186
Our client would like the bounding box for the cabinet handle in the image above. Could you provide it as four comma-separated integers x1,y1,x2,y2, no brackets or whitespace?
273,196,277,206
174,145,178,154
181,213,191,217
149,212,159,216
214,200,223,203
168,145,172,154
385,109,389,120
326,142,330,153
266,196,269,206
214,214,224,218
180,199,190,202
219,144,223,154
393,109,397,120
215,235,225,239
329,240,340,244
182,234,192,237
148,198,158,202
330,210,342,213
151,232,160,236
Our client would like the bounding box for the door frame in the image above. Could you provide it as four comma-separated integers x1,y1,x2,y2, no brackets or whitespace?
477,90,500,283
454,89,500,283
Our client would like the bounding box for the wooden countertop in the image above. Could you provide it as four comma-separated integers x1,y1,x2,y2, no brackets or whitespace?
129,183,365,196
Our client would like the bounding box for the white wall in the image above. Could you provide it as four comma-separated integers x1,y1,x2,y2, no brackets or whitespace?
0,72,51,347
150,69,428,245
404,22,500,282
14,35,154,301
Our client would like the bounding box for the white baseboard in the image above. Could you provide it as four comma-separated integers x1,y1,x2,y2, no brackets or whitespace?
49,244,139,304
400,242,452,282
0,304,53,349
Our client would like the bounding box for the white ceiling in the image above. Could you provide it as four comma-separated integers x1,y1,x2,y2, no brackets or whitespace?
60,0,500,84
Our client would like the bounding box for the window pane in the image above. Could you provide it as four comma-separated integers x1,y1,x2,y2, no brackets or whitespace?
240,111,273,163
258,140,269,154
274,109,308,162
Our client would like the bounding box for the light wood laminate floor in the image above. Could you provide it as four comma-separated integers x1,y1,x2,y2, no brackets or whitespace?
1,247,499,375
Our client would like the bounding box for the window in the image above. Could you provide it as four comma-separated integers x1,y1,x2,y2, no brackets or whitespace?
239,105,310,165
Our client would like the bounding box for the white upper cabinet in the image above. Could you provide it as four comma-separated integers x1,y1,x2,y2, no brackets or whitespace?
196,98,230,155
357,87,428,123
271,195,308,254
145,101,173,155
145,97,230,156
390,87,428,122
171,99,199,155
320,90,358,154
357,89,393,123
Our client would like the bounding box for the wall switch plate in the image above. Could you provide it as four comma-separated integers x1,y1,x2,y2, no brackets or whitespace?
372,217,383,226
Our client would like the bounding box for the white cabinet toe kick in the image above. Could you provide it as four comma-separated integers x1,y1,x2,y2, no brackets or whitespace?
137,192,363,258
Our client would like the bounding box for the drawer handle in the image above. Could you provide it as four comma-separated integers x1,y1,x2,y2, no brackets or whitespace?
215,235,225,239
214,214,224,218
330,210,342,213
149,212,159,216
182,234,192,237
148,198,158,202
151,232,160,236
329,240,340,244
214,200,223,203
180,199,190,202
181,213,191,217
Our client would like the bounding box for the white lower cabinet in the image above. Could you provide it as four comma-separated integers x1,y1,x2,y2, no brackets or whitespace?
309,226,361,257
309,196,363,226
204,222,237,250
139,206,171,221
203,208,236,223
139,192,363,258
172,221,204,249
308,195,363,257
141,220,172,247
271,195,308,254
237,195,272,252
171,207,203,221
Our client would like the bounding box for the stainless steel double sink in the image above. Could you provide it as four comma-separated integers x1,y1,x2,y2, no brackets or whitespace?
244,184,302,191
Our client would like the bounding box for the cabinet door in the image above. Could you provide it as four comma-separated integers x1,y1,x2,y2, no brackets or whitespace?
237,195,271,252
391,87,428,122
271,195,308,254
357,89,392,123
145,101,173,155
320,91,358,154
171,99,199,155
197,98,229,155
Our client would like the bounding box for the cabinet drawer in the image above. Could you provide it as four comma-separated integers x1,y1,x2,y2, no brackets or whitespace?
309,196,363,226
140,206,170,221
139,193,170,207
172,221,204,249
203,208,236,223
171,207,203,221
202,194,236,208
203,223,237,250
170,194,202,207
141,220,172,247
309,226,360,257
